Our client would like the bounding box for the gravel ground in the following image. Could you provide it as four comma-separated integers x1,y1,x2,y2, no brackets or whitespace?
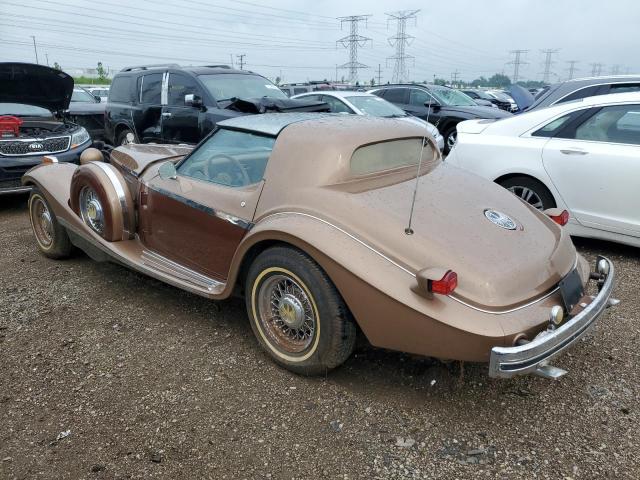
1,194,638,480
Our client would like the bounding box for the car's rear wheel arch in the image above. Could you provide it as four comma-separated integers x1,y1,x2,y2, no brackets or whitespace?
495,173,557,210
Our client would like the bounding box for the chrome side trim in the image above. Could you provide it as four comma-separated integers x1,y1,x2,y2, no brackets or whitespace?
0,186,32,194
58,217,225,297
93,162,131,236
141,250,223,292
260,211,415,276
148,185,253,230
260,211,575,315
489,256,616,378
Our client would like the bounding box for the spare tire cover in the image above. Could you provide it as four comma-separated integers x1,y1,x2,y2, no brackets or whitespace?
70,162,135,242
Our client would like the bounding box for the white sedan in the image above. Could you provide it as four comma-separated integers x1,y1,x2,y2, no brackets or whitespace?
447,91,640,247
292,90,445,151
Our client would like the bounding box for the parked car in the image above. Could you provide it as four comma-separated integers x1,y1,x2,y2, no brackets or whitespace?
67,87,107,141
24,113,617,379
369,84,511,153
292,90,444,151
86,86,110,103
526,75,640,111
105,64,327,146
447,91,640,248
280,81,339,97
461,89,512,111
0,62,92,194
485,90,519,112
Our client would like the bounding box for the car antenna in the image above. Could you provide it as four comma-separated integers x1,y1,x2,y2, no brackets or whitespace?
405,93,433,235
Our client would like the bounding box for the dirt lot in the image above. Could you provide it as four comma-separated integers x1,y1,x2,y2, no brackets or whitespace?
0,194,638,480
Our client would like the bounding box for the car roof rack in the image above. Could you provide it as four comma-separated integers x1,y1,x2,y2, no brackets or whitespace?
120,63,180,72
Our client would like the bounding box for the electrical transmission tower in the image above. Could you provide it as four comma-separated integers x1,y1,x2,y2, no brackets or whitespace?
336,15,372,85
590,63,604,76
566,60,579,80
610,64,622,75
451,70,460,87
507,50,528,83
540,49,560,83
386,10,419,84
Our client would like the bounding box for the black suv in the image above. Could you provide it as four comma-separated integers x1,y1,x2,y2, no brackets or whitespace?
370,84,511,153
105,64,327,146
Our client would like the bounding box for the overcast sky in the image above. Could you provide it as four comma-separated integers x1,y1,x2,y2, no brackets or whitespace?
1,0,639,83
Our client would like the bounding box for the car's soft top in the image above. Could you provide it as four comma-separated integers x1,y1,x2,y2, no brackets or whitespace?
0,62,74,113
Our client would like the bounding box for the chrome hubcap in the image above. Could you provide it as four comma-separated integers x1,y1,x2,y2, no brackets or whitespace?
32,197,53,247
79,187,105,233
508,186,544,210
258,274,316,354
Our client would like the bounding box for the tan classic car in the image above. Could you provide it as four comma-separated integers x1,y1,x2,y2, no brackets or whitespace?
24,113,618,379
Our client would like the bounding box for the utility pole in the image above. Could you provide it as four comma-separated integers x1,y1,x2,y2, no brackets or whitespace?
451,70,460,87
30,35,39,64
507,49,528,83
590,63,603,77
236,54,246,70
566,60,579,80
386,10,419,84
376,64,382,85
540,48,560,84
336,15,372,85
45,53,49,66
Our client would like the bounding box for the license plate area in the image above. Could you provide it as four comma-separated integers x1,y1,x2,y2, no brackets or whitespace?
559,269,584,312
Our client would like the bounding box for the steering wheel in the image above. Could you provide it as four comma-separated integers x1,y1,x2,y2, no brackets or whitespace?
204,154,251,187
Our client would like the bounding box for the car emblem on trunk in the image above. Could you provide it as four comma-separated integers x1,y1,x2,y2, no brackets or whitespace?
29,143,44,151
484,209,517,230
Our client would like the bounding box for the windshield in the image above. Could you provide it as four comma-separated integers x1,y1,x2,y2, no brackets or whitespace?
429,87,477,106
198,74,287,102
0,103,51,116
346,95,406,117
71,89,97,102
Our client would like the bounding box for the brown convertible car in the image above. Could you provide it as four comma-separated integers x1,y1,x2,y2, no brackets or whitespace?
24,113,618,379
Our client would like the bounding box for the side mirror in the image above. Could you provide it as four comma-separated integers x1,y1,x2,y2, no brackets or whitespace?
94,95,101,102
158,161,177,180
185,94,203,108
425,102,441,112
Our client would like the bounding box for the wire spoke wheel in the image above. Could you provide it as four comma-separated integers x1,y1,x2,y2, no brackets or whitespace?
507,185,544,210
79,186,105,234
257,274,317,355
31,196,54,248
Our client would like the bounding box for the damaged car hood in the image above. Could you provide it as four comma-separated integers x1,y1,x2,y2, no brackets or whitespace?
0,62,74,113
224,96,330,114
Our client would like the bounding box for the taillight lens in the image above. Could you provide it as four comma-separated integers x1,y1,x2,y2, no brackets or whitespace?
549,210,569,226
428,270,458,295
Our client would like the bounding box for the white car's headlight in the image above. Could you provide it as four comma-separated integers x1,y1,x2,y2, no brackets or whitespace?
70,127,90,148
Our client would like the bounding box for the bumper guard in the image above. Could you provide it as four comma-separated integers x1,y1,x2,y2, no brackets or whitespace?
489,256,617,379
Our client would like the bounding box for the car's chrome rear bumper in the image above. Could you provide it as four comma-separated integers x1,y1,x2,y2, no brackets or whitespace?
489,256,616,379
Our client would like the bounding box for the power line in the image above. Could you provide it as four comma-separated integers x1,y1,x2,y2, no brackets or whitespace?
507,49,529,83
540,48,560,83
566,60,579,80
386,10,419,84
336,15,372,84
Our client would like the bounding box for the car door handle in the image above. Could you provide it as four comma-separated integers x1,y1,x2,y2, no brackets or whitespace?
560,148,588,155
161,112,172,118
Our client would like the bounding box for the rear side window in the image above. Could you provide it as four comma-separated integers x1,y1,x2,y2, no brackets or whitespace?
108,76,134,103
609,83,640,94
556,85,599,104
380,88,408,104
350,138,435,176
139,73,162,104
532,110,587,137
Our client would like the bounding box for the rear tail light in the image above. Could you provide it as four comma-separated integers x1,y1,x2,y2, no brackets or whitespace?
549,210,569,226
428,270,458,295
